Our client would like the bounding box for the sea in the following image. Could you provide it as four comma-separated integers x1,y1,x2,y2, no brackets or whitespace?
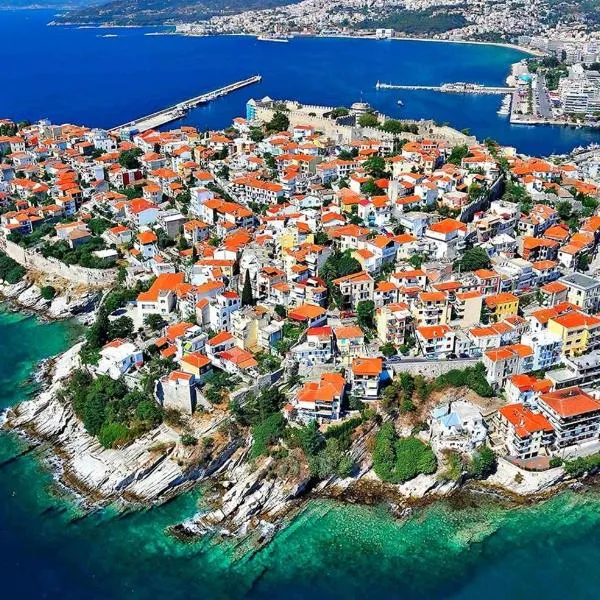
1,8,600,156
2,8,600,600
1,307,600,599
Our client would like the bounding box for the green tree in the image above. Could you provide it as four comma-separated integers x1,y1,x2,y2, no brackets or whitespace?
447,144,470,165
379,343,397,358
118,148,142,170
309,438,353,478
108,316,134,340
363,156,386,178
40,285,56,300
557,200,572,221
455,247,491,272
297,420,324,456
267,111,290,132
356,300,375,329
358,113,379,128
409,254,424,269
249,127,264,142
144,313,165,331
361,179,381,197
98,422,130,449
242,270,254,306
380,119,406,134
251,412,285,458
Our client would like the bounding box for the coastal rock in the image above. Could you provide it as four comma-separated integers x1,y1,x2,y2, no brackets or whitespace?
0,280,30,299
48,290,99,319
16,284,45,308
485,458,566,496
0,279,99,320
6,345,200,503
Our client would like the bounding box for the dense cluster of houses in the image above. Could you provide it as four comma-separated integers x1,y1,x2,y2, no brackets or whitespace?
3,101,600,465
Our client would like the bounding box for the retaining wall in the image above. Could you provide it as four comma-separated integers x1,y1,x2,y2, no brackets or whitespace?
1,239,117,288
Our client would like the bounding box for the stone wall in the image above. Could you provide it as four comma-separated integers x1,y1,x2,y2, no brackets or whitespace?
388,358,480,379
1,239,117,288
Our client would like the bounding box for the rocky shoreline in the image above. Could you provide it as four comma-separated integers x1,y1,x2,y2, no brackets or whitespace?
0,279,100,322
2,341,580,546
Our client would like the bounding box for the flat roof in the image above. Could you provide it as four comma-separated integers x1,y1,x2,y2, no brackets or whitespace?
560,272,600,290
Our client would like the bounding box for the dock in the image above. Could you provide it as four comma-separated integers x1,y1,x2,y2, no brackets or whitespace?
375,81,513,95
111,75,262,133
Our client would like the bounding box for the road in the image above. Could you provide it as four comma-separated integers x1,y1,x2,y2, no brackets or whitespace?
535,75,552,119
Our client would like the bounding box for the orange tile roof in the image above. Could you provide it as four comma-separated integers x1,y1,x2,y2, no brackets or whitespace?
137,273,185,303
417,324,451,340
334,326,364,339
499,403,553,437
540,387,600,418
181,352,211,370
351,357,383,376
288,304,327,321
484,292,518,307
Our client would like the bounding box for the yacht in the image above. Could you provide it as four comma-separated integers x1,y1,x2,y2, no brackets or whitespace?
497,94,511,116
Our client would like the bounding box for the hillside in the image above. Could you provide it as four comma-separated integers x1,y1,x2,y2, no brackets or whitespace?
52,0,301,25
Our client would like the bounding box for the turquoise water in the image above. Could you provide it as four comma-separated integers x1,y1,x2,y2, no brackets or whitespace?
1,9,600,155
1,306,600,598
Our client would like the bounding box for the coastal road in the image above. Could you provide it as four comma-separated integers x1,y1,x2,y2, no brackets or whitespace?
536,75,552,119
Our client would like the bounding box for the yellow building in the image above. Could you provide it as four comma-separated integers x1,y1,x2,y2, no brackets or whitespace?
454,290,483,327
484,292,519,321
375,302,412,346
547,311,600,357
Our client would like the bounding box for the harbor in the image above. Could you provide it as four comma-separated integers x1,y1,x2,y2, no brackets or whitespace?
375,81,514,94
110,74,262,133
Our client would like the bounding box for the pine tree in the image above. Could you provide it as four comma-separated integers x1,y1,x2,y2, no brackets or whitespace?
242,270,254,306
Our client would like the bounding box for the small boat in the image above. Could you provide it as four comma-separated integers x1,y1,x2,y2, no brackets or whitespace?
397,99,404,106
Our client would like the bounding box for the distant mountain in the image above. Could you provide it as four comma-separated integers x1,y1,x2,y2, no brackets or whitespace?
52,0,301,25
3,0,100,7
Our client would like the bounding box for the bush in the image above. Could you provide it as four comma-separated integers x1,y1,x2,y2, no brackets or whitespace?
373,422,437,483
309,438,354,479
64,370,161,444
563,453,600,477
549,457,563,468
98,422,130,449
180,433,198,446
433,363,494,398
40,285,56,300
468,446,497,479
251,413,285,459
0,252,26,284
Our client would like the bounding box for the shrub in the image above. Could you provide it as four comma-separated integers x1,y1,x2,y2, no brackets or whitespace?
40,285,56,300
251,413,284,459
98,422,130,449
180,434,198,446
563,453,600,477
549,457,563,468
468,446,497,479
0,252,26,284
373,422,437,483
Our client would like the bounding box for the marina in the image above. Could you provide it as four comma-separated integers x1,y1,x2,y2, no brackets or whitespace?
497,94,512,116
376,81,514,94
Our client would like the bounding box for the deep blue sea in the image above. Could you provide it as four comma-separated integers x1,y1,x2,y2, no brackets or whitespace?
1,8,600,155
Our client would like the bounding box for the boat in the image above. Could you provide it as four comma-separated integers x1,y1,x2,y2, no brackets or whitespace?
397,99,404,106
497,94,511,116
257,35,289,42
